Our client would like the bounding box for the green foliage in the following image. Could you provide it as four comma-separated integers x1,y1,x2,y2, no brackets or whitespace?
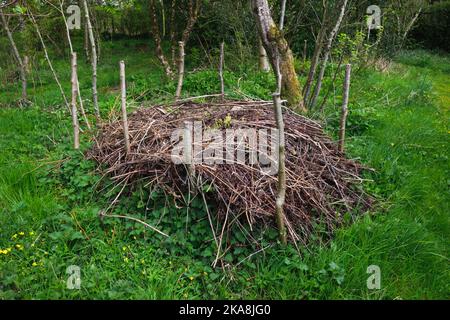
0,42,449,299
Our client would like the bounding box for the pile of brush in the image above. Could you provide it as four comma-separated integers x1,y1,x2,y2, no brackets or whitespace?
89,99,371,244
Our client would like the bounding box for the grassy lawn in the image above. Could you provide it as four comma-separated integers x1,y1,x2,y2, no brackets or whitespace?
0,41,448,299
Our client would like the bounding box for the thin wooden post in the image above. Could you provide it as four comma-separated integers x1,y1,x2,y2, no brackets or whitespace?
175,41,185,101
219,42,225,102
120,61,131,154
339,64,351,153
60,0,91,130
71,53,80,150
273,92,287,245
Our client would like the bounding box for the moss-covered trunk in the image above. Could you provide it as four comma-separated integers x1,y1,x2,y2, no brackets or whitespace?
252,0,306,113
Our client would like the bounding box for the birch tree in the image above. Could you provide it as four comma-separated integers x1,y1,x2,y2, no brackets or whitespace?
309,0,348,109
252,0,305,112
82,0,100,118
302,3,329,106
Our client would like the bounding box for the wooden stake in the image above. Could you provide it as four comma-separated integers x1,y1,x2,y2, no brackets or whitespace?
339,64,351,153
71,53,80,150
273,92,287,245
120,61,131,154
219,42,225,102
175,41,185,101
59,0,91,130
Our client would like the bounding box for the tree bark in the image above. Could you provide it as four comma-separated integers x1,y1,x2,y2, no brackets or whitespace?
258,39,270,72
0,8,27,101
219,42,225,101
252,0,305,112
338,64,351,153
309,0,348,109
59,0,91,129
175,41,185,100
120,61,130,154
302,5,329,106
82,0,99,118
84,18,90,63
71,53,80,150
279,0,287,31
169,0,177,68
273,92,287,245
150,0,173,77
181,0,200,46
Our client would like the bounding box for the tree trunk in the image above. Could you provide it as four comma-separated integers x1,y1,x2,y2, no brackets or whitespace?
273,92,287,245
150,0,173,77
338,64,351,153
175,41,185,100
309,0,348,109
84,9,90,63
219,42,225,101
252,0,305,112
279,0,287,31
258,39,270,72
302,6,329,105
82,0,99,118
181,0,200,45
71,53,80,150
0,8,27,102
169,0,177,68
59,0,91,130
120,61,131,154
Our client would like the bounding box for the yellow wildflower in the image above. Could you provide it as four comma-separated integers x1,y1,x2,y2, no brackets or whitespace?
124,257,129,263
189,276,194,281
0,249,8,255
29,231,35,236
32,262,38,267
18,232,25,236
15,244,23,250
12,234,18,239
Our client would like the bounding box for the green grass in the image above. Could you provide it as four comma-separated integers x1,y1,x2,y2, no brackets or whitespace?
0,42,448,299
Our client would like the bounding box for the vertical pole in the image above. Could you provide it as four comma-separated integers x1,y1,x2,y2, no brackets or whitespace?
120,61,131,154
83,0,99,118
273,92,287,245
339,64,351,153
219,42,225,102
175,41,185,101
71,53,80,150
